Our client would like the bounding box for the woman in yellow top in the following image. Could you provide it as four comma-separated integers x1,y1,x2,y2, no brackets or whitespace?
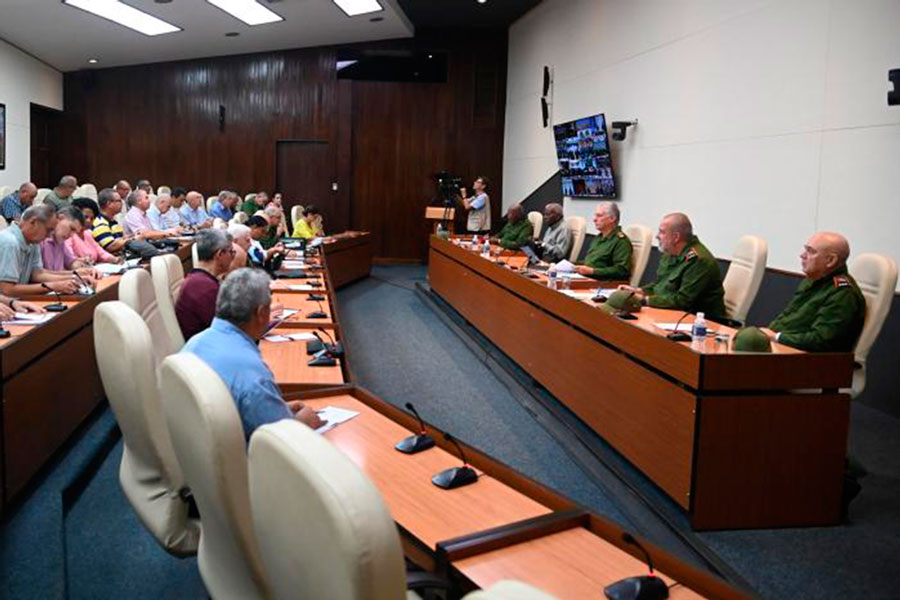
292,205,324,239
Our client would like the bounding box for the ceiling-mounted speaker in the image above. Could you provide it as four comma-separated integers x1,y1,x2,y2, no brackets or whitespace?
542,65,551,97
541,97,549,128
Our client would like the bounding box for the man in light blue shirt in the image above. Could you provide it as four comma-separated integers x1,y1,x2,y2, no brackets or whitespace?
182,268,323,439
1,182,37,222
180,190,213,228
147,194,184,231
209,190,238,222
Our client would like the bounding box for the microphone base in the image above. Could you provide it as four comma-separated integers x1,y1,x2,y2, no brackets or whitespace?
666,332,691,342
327,342,345,358
307,352,337,367
0,328,10,339
306,339,325,355
306,311,327,319
45,303,68,312
308,294,326,301
432,466,478,489
308,282,322,288
604,576,669,600
395,434,435,454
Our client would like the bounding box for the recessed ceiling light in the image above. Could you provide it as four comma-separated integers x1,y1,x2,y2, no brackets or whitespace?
477,0,488,4
63,0,181,36
206,0,283,26
88,58,98,64
333,0,383,17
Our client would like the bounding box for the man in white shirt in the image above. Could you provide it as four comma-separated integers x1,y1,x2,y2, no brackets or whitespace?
459,175,491,233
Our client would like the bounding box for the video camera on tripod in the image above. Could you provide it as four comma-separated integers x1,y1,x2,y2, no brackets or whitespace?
434,171,462,207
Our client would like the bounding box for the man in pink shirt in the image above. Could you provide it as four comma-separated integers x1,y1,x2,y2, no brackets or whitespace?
40,207,94,271
122,190,170,240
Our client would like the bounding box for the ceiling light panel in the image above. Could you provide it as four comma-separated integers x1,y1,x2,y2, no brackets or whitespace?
63,0,181,36
333,0,384,17
206,0,284,26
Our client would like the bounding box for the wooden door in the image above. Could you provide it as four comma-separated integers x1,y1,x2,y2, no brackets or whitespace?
30,104,64,188
276,141,347,234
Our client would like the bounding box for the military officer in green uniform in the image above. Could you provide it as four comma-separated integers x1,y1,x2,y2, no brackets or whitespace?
491,204,532,250
765,232,865,352
621,212,726,318
575,202,632,280
43,175,79,210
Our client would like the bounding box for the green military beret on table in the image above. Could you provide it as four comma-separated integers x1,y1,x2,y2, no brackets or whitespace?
600,289,642,315
731,326,772,353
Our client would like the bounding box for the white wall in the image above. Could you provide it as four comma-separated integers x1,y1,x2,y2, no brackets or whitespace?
0,38,63,191
504,0,900,282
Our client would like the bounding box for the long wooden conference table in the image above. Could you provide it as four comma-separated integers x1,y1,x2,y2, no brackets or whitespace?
428,235,854,530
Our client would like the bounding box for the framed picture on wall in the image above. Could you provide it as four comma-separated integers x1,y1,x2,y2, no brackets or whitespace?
0,103,5,170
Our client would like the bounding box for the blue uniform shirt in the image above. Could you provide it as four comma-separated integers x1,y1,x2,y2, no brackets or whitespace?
182,317,292,439
209,201,234,222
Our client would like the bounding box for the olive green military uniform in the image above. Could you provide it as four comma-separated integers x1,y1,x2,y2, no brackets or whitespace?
240,200,261,216
259,225,280,250
495,218,533,250
642,235,726,318
43,189,71,210
769,265,865,352
581,226,632,280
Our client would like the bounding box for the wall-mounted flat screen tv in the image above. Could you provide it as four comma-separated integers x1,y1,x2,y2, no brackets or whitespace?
553,113,617,198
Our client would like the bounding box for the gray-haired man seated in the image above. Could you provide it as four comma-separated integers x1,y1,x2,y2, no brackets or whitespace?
181,268,323,439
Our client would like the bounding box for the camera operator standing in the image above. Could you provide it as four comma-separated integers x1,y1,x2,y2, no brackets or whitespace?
459,176,491,234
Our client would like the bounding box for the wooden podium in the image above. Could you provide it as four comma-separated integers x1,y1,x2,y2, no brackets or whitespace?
425,206,455,235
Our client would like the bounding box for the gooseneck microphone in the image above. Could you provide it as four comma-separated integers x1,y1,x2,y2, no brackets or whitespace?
431,432,478,489
73,271,96,295
395,402,436,454
666,311,693,342
41,283,69,312
308,329,343,366
603,532,670,600
306,299,327,319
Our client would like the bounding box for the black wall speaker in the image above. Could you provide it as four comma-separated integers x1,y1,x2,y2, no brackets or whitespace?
889,68,899,106
541,97,549,128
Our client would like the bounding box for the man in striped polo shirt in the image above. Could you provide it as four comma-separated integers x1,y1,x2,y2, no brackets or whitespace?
92,188,128,254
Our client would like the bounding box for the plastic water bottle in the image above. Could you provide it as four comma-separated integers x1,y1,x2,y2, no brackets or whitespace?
548,269,558,289
691,312,707,348
481,237,491,258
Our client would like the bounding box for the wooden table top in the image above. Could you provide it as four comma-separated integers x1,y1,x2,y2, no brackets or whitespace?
272,293,334,328
305,395,553,550
261,327,344,387
453,526,705,600
0,300,80,348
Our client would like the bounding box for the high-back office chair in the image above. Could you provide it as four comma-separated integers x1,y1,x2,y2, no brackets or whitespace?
231,211,249,225
0,216,7,231
248,419,410,600
848,253,898,397
207,196,217,213
566,216,587,261
35,188,51,205
527,211,543,240
0,186,11,199
94,302,200,556
464,580,560,600
623,224,653,287
290,205,304,229
722,235,768,322
244,193,257,207
150,254,186,351
157,185,171,196
191,243,199,267
160,354,271,600
78,183,98,200
118,268,181,365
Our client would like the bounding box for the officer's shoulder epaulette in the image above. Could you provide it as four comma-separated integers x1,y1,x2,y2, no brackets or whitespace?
684,248,699,261
833,275,851,289
617,231,625,239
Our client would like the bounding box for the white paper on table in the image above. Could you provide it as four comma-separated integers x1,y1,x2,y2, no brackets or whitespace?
281,308,299,317
552,259,576,273
125,258,142,268
597,288,619,297
282,260,307,269
654,322,718,334
308,237,324,248
3,312,56,325
264,334,292,342
289,285,316,292
560,290,596,299
314,406,360,434
94,263,126,276
286,332,317,341
559,272,589,280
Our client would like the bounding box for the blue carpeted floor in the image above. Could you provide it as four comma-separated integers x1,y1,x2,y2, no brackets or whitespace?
3,265,899,599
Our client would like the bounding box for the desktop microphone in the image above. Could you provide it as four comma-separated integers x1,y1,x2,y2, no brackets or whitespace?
603,533,669,600
307,329,343,366
306,299,327,319
666,311,693,342
308,293,326,301
73,271,96,296
314,329,344,357
41,283,68,312
395,402,436,454
432,432,478,489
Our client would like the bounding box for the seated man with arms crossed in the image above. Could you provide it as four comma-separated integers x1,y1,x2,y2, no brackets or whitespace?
575,202,632,281
182,268,323,439
766,231,865,352
180,190,213,229
0,204,91,297
175,229,235,342
620,212,725,319
534,203,571,262
491,204,532,251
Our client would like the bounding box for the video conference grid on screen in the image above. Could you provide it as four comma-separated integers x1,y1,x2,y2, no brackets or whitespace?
553,113,617,199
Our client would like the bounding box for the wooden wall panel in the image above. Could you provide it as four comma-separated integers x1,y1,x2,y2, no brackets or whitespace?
62,30,507,261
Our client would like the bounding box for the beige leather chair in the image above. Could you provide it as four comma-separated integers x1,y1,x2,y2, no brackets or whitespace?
0,186,11,199
78,183,98,200
160,353,271,600
244,193,257,206
213,217,227,229
527,211,543,240
118,268,181,365
231,211,249,225
290,205,304,229
191,243,200,268
722,235,768,322
157,185,171,196
464,580,560,600
248,419,410,600
94,301,200,556
623,224,653,287
207,196,217,213
150,254,186,351
0,215,7,231
566,216,587,261
35,188,51,205
848,253,898,397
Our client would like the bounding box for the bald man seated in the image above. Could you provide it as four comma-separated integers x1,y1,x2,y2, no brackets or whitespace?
620,212,725,318
766,232,865,352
